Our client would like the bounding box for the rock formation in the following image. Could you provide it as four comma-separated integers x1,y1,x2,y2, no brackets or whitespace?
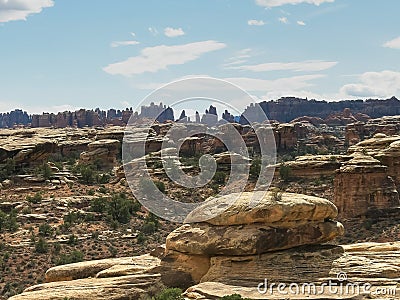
79,139,120,170
334,152,399,218
242,96,400,123
9,191,400,299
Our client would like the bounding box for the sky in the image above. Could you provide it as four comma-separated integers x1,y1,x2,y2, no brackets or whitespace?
0,0,400,114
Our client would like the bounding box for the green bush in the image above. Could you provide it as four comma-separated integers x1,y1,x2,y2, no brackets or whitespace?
0,158,15,181
35,237,49,253
0,210,18,233
108,193,132,224
38,223,53,237
137,232,146,244
26,192,43,204
141,222,156,235
154,181,166,193
213,171,227,184
153,288,183,300
279,163,292,182
90,194,139,226
249,158,261,179
35,163,54,180
220,294,251,300
56,250,84,266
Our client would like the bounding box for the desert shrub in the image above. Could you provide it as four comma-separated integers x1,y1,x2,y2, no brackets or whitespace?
53,242,61,254
145,213,159,228
0,210,18,233
90,193,139,225
141,222,156,235
220,294,251,300
96,173,111,184
249,158,261,179
154,180,166,193
56,250,84,265
108,246,118,257
0,158,15,181
137,232,146,244
213,171,227,184
279,163,292,182
153,288,183,300
35,163,54,180
107,193,132,224
87,189,95,196
67,234,78,245
26,192,43,204
91,197,108,214
38,223,53,237
35,237,49,253
79,165,96,184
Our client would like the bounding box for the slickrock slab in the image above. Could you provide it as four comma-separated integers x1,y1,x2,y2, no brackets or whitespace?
8,274,161,300
167,221,344,256
185,191,338,226
200,243,400,292
184,282,400,300
45,254,160,282
201,245,345,285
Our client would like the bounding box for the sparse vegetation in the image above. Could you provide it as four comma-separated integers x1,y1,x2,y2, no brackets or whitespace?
279,163,292,182
55,250,84,266
26,192,43,204
0,210,18,233
0,158,16,181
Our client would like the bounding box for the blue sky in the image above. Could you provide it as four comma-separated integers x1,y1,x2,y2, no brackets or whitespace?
0,0,400,114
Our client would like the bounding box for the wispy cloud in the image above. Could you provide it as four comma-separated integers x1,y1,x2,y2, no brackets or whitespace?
383,37,400,50
0,0,54,23
225,75,325,96
111,40,140,48
248,19,265,26
297,20,306,26
229,60,337,72
340,70,400,98
255,0,335,8
279,17,289,24
148,27,159,36
103,40,227,76
223,48,253,67
164,27,185,37
111,32,139,47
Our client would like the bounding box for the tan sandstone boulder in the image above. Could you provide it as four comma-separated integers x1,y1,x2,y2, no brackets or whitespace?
167,221,344,256
185,191,338,226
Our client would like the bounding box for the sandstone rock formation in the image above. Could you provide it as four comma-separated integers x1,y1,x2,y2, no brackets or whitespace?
334,152,399,218
346,116,400,146
79,139,120,170
9,190,400,299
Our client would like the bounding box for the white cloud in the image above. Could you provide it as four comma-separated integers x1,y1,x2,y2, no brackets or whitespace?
0,0,54,23
103,40,227,76
278,17,289,24
248,19,265,26
111,40,140,48
229,60,337,72
297,20,306,26
383,37,400,50
164,27,185,37
340,70,400,98
255,0,334,8
225,74,325,92
148,27,158,36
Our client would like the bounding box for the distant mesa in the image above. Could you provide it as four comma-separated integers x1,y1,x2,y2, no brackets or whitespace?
1,96,400,129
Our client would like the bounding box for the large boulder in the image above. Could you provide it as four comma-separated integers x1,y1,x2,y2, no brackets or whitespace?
167,221,344,256
185,191,338,226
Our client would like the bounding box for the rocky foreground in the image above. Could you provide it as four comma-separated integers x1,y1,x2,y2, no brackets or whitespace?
9,191,400,299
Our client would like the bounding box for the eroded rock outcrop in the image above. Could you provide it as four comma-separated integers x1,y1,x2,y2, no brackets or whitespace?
334,152,399,218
